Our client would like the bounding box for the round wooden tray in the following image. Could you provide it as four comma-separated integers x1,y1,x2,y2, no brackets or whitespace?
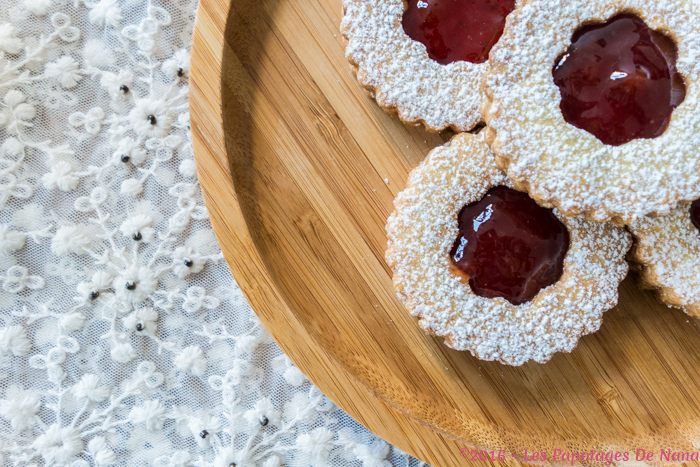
190,0,700,465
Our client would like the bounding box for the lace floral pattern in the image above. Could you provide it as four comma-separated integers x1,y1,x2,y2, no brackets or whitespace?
0,0,426,465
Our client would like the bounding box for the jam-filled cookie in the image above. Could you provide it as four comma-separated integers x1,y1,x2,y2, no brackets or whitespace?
629,200,700,317
482,0,700,224
386,132,631,365
340,0,519,132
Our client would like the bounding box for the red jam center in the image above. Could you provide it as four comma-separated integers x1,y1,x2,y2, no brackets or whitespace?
402,0,516,65
552,14,686,146
690,199,700,233
450,186,569,305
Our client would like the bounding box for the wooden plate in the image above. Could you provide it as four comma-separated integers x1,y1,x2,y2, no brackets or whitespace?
190,0,700,465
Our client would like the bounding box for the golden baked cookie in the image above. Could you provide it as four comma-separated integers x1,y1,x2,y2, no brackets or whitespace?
629,200,700,317
340,0,519,132
482,0,700,225
386,132,631,365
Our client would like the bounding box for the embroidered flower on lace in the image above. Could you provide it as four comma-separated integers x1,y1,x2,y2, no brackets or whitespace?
83,39,115,68
114,265,158,303
123,306,158,334
178,158,197,177
338,429,394,467
162,48,189,78
42,160,79,191
297,427,335,464
24,0,52,16
110,341,136,363
32,425,83,464
120,214,155,242
73,374,111,403
0,386,40,430
129,98,173,138
58,314,84,334
87,436,117,466
214,450,253,467
87,0,123,28
172,246,205,277
244,398,280,427
174,345,207,376
357,442,393,467
0,225,25,255
233,333,259,355
128,399,167,431
0,326,32,357
100,70,134,100
120,177,143,196
1,90,36,135
0,23,22,54
76,271,112,302
45,56,82,88
2,136,23,156
51,225,92,255
284,392,321,425
112,136,146,165
179,411,222,449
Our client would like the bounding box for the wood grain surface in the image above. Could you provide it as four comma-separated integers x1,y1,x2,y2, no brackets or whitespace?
189,0,700,465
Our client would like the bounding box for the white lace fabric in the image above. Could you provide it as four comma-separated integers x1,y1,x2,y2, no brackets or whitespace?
0,0,427,465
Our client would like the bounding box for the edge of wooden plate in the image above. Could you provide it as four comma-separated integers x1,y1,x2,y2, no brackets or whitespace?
189,0,529,465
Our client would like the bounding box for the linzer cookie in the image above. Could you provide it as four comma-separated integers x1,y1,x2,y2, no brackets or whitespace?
629,200,700,317
340,0,518,132
385,133,631,365
482,0,700,224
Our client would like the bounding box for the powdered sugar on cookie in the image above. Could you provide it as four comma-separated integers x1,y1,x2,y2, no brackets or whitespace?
629,203,700,316
340,0,501,132
386,133,631,365
482,0,700,224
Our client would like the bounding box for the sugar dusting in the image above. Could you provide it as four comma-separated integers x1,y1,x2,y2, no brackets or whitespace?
482,0,700,224
629,203,700,316
385,133,631,365
340,0,500,132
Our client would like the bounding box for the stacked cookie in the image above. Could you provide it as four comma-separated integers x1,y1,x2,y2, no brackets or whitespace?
341,0,700,365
